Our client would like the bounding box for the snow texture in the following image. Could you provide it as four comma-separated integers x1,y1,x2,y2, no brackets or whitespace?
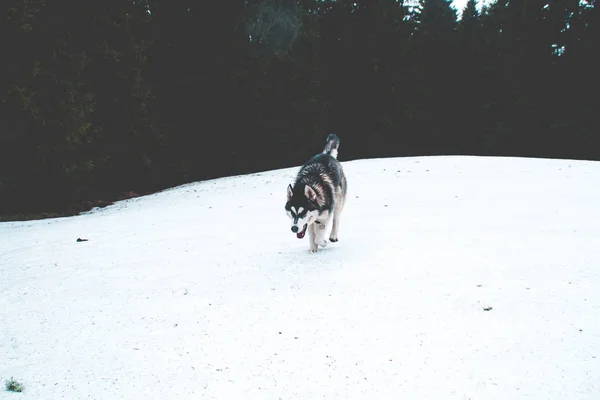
1,156,599,399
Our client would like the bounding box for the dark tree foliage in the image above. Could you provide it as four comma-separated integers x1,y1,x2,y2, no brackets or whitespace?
0,0,157,214
1,0,598,218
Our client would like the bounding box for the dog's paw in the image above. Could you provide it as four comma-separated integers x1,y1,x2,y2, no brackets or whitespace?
329,236,339,243
315,233,328,247
309,244,319,253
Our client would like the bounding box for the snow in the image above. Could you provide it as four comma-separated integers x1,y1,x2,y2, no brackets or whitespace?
1,155,599,399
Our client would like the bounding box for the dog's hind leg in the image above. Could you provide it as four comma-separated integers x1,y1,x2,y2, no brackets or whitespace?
308,223,318,253
330,196,345,242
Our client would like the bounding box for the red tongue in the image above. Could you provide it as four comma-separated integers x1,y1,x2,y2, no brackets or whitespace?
296,224,307,239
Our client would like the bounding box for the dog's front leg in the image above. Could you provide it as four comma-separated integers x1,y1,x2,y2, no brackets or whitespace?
315,219,331,248
308,223,318,252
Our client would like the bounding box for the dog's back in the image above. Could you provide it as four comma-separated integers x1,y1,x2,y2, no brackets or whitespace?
295,135,347,210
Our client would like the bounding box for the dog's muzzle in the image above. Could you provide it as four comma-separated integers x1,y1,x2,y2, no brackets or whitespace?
292,224,308,239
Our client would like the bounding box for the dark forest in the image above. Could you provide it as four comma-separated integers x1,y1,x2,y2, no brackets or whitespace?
0,0,597,219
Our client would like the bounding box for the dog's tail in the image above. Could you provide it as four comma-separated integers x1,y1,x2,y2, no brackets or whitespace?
322,134,340,159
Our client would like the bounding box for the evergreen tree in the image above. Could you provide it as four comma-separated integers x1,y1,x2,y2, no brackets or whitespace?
460,0,479,34
408,0,461,153
415,0,458,37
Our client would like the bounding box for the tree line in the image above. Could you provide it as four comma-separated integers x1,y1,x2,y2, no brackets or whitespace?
0,0,598,217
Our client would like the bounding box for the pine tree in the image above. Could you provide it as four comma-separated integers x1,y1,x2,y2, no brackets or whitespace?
460,0,479,33
407,0,462,152
415,0,458,38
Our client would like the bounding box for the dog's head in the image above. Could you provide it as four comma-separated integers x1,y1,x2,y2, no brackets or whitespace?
285,184,320,239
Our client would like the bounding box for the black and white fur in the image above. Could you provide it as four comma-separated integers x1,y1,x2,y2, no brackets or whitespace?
285,134,347,253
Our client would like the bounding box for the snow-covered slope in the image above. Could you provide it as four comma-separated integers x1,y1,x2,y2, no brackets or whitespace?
1,156,599,400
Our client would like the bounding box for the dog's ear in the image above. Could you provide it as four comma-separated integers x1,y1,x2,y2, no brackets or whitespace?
304,185,318,203
287,184,294,202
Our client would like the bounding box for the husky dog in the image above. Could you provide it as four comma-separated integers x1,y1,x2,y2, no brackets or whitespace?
285,134,347,253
